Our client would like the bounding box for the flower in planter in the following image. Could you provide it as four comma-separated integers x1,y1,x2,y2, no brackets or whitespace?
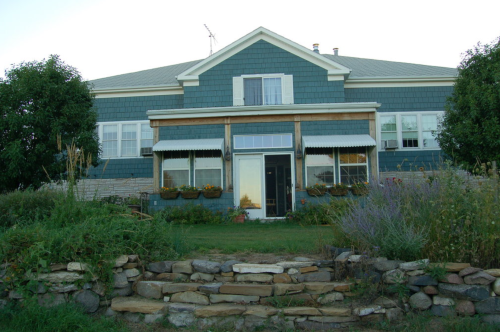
179,184,199,192
161,186,179,192
203,184,222,191
227,206,248,218
306,183,327,190
351,181,369,189
332,182,348,189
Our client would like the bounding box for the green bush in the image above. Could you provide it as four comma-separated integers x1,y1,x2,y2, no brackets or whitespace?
154,203,227,224
288,198,353,226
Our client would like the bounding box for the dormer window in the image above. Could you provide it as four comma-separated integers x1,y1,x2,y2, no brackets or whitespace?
233,74,294,106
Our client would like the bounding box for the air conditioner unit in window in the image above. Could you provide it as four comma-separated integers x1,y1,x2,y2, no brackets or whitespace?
384,140,398,150
140,147,153,156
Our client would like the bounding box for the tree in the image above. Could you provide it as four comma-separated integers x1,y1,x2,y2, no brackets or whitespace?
0,55,99,192
437,37,500,169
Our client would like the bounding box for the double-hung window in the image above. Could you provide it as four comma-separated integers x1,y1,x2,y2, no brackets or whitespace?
233,74,294,106
339,147,368,185
194,151,223,188
163,151,190,188
102,125,118,157
305,148,335,187
98,121,153,158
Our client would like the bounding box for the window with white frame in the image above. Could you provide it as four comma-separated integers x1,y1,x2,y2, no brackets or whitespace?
339,147,368,185
379,112,443,150
305,148,335,187
163,151,190,188
194,150,223,188
98,122,153,158
234,134,293,149
232,74,294,106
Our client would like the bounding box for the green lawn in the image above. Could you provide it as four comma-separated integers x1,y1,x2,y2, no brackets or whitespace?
171,222,332,255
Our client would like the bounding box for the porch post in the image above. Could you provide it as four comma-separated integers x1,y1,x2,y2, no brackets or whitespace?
152,126,160,193
369,113,379,183
294,116,303,190
225,118,232,191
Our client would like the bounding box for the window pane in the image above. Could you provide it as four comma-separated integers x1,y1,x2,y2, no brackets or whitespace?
283,134,292,147
402,132,419,148
121,124,137,156
163,170,189,188
339,147,367,164
234,134,292,149
102,141,117,157
263,77,282,105
122,124,136,140
195,169,222,187
307,166,334,186
306,154,334,166
402,116,417,130
234,136,244,149
243,136,253,148
381,116,396,131
422,115,438,131
141,124,153,148
244,78,262,106
262,135,273,148
253,135,263,148
103,125,117,140
381,132,397,140
340,166,367,185
423,131,439,148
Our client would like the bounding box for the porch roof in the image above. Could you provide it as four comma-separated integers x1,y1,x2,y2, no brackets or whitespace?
153,138,224,153
302,135,376,150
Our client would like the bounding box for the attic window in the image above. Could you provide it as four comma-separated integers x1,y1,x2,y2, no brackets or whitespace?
233,74,294,106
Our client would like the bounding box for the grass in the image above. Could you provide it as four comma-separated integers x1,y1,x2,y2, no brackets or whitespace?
172,221,329,254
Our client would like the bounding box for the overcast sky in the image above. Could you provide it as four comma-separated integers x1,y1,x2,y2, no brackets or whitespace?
1,0,499,81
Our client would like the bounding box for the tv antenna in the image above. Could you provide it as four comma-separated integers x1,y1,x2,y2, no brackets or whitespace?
204,24,217,56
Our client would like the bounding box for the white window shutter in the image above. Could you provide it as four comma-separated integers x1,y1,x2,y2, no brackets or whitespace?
282,75,294,104
233,77,244,106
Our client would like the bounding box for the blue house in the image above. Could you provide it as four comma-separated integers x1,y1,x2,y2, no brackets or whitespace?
90,27,456,218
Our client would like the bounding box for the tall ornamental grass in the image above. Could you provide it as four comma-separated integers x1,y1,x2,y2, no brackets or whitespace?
332,163,500,267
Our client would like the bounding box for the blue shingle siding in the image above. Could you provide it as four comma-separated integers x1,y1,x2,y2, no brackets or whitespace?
301,120,370,135
378,150,446,171
183,40,345,108
344,86,453,112
95,94,184,122
88,158,153,179
159,124,225,140
232,122,295,135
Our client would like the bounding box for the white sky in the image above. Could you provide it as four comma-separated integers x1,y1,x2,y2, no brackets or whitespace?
1,0,499,81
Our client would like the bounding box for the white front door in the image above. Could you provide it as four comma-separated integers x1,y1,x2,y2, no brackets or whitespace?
234,154,265,219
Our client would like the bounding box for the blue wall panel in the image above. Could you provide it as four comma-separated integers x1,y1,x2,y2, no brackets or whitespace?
88,158,153,179
159,124,225,140
301,120,369,135
378,150,446,171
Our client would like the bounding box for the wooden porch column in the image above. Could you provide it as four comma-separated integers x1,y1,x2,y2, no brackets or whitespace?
152,126,160,193
369,113,379,183
294,116,303,190
224,118,232,191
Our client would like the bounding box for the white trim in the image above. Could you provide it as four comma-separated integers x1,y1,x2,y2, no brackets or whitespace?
377,111,444,151
337,147,370,184
97,121,151,159
93,86,183,98
176,27,350,84
345,76,455,89
233,134,293,150
148,102,380,120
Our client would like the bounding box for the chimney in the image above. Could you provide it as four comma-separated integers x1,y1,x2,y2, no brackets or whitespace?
313,44,319,54
333,48,339,56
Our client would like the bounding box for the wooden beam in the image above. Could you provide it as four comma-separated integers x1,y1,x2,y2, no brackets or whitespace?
369,117,378,183
294,120,303,190
153,127,160,193
224,119,232,192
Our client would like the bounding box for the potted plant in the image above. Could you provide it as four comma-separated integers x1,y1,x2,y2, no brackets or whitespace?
160,186,180,199
202,184,223,198
306,183,327,196
351,182,369,196
329,183,349,196
124,195,142,213
179,184,201,199
227,206,248,223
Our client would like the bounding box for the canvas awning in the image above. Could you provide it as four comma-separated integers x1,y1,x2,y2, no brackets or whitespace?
153,138,225,153
302,135,376,152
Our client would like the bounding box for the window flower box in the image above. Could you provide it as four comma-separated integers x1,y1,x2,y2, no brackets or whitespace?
160,187,180,200
179,185,201,199
202,184,223,198
351,182,369,196
306,183,327,196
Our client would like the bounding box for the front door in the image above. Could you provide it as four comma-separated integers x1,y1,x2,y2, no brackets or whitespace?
234,153,293,219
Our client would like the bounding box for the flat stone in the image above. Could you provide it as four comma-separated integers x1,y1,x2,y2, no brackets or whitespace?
433,296,455,306
482,314,500,325
147,261,174,273
124,268,140,278
219,284,273,297
334,251,353,262
459,267,482,277
111,296,166,314
221,272,233,277
361,314,385,322
297,271,331,282
232,264,283,274
441,273,464,284
123,263,138,269
235,273,273,283
353,305,383,316
198,283,223,294
136,281,168,299
111,283,133,297
215,275,234,282
382,269,407,284
464,271,496,285
259,293,313,305
484,269,500,277
128,255,138,262
303,282,335,294
35,271,84,283
172,260,193,274
475,298,500,314
313,260,335,268
114,255,129,268
428,262,471,272
283,307,321,316
38,293,66,307
493,278,500,295
456,300,475,316
243,305,278,317
144,312,165,324
438,283,490,301
309,316,359,323
348,255,366,263
408,275,438,286
162,283,201,294
319,307,351,316
407,270,426,276
297,321,341,330
276,261,314,269
167,302,199,313
317,292,344,303
195,304,246,318
49,284,78,293
431,305,456,317
210,294,259,304
373,260,402,272
170,291,209,305
190,272,214,282
73,290,99,313
423,286,439,295
386,308,404,322
113,272,129,288
300,266,318,273
67,262,89,271
273,283,304,296
192,260,221,274
156,273,188,281
50,263,67,272
374,296,398,308
220,260,242,273
409,292,432,310
333,282,354,292
273,273,291,283
399,259,429,271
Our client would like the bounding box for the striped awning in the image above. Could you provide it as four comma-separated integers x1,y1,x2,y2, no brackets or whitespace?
302,135,376,151
153,138,224,153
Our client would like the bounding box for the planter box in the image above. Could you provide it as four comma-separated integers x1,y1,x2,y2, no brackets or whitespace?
329,188,348,196
351,188,369,196
306,188,327,197
180,191,201,199
233,214,245,223
160,191,180,200
202,190,222,198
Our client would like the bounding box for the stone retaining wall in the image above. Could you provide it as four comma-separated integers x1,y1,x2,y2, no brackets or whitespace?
2,252,500,330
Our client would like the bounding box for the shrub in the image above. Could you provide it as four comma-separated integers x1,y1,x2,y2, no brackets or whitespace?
154,203,226,224
289,198,353,226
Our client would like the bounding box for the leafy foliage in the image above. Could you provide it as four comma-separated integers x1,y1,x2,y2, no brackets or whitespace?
437,37,500,168
154,203,227,224
0,55,99,192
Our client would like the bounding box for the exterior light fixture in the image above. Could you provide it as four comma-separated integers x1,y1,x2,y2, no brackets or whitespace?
224,146,231,161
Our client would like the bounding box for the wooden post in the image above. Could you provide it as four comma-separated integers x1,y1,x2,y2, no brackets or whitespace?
225,118,232,191
369,113,378,183
294,117,303,190
152,126,160,193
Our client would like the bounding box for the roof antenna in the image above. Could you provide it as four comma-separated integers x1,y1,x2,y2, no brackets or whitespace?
204,24,217,56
